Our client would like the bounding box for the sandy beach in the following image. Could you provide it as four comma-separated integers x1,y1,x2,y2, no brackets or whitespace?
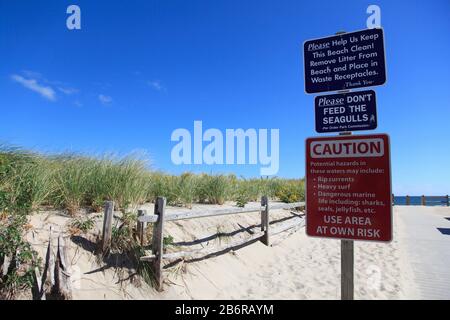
24,204,450,300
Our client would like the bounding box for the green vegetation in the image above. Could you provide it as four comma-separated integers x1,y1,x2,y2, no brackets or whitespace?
48,154,150,214
0,146,150,215
1,145,305,215
275,179,305,203
163,235,174,247
0,145,305,214
195,174,230,205
108,211,155,286
0,213,40,299
70,216,96,234
110,212,137,253
0,146,51,214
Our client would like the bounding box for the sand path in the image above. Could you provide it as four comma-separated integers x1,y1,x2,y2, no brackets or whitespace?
160,205,416,299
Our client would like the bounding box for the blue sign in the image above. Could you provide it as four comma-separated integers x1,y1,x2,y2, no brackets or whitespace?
315,90,377,133
303,28,386,94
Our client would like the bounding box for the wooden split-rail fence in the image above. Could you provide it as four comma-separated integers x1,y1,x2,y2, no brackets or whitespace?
417,195,449,206
101,197,305,291
392,194,449,206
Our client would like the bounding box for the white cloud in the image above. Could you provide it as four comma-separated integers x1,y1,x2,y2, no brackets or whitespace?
11,74,56,101
98,94,113,105
58,87,78,95
148,80,165,91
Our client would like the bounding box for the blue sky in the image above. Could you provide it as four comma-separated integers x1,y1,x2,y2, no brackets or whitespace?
0,0,449,194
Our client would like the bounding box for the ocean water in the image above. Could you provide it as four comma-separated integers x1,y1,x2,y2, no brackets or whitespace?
394,196,449,206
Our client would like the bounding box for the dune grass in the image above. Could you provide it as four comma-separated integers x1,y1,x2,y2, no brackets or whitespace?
0,146,54,213
48,154,151,214
0,147,151,215
0,145,305,215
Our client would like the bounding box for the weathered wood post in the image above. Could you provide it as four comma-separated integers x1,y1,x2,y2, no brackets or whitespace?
34,267,46,300
421,195,426,206
152,197,166,291
1,255,11,278
336,130,354,300
406,195,410,205
137,209,148,246
101,201,114,254
392,194,395,206
341,239,354,300
446,195,449,207
47,227,55,287
57,236,72,300
260,196,269,246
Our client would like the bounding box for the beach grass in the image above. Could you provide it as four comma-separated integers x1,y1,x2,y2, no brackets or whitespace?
0,145,305,215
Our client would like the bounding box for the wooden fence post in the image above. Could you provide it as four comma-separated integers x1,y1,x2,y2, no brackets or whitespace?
56,236,72,300
421,195,426,206
446,195,449,207
152,197,166,291
1,255,11,278
101,201,114,254
260,196,269,246
137,209,147,246
406,195,410,205
34,267,46,300
48,227,55,287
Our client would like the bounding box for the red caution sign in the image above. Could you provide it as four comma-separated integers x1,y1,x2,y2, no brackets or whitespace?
305,134,392,242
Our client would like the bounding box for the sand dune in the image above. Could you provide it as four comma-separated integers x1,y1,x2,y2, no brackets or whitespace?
24,204,450,299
